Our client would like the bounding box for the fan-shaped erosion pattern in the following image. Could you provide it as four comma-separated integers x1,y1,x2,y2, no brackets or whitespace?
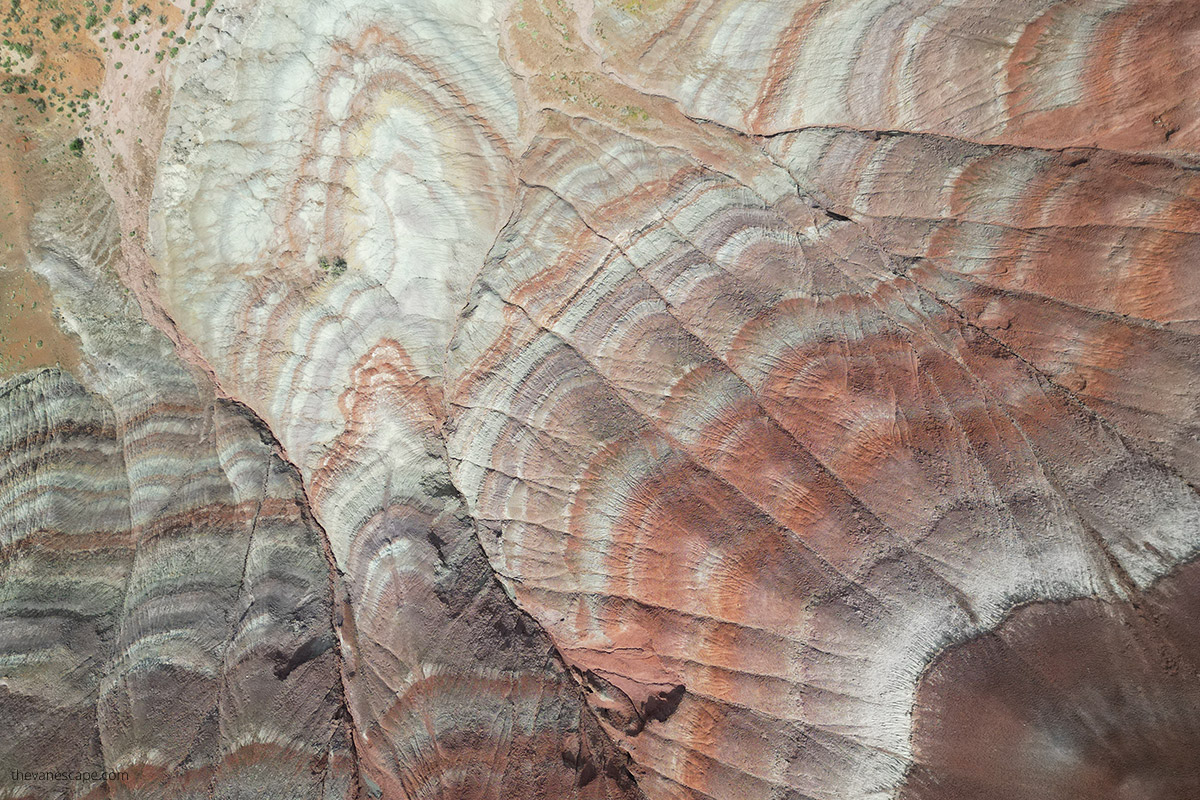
3,1,1200,799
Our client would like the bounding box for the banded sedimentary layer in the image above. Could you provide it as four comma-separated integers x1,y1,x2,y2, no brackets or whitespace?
3,1,1200,799
3,184,354,798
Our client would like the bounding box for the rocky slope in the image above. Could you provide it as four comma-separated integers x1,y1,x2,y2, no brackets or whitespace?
2,1,1199,799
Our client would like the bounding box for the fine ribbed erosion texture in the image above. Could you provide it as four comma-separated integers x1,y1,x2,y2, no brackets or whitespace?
2,1,1199,799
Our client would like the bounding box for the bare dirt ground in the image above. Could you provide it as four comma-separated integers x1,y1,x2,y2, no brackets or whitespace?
0,0,202,376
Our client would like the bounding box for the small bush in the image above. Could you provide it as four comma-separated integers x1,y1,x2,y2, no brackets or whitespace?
318,255,348,278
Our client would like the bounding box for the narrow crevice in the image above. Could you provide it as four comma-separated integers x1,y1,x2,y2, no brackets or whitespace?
205,430,270,800
473,548,649,799
436,426,647,797
577,47,1189,167
216,397,364,799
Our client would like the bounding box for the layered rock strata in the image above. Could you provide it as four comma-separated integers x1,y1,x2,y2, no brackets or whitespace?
3,187,354,798
3,1,1200,799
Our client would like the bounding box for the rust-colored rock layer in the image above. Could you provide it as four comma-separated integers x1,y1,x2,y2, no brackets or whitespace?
2,1,1199,799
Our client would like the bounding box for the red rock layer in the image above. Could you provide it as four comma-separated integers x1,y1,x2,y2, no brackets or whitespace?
105,1,1200,798
445,114,1200,799
769,130,1200,485
150,1,650,794
582,0,1200,151
312,341,641,800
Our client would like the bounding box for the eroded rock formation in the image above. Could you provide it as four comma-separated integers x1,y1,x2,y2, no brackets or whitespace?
2,1,1199,799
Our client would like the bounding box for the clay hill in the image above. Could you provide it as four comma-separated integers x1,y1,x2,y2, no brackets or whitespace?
2,1,1199,798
